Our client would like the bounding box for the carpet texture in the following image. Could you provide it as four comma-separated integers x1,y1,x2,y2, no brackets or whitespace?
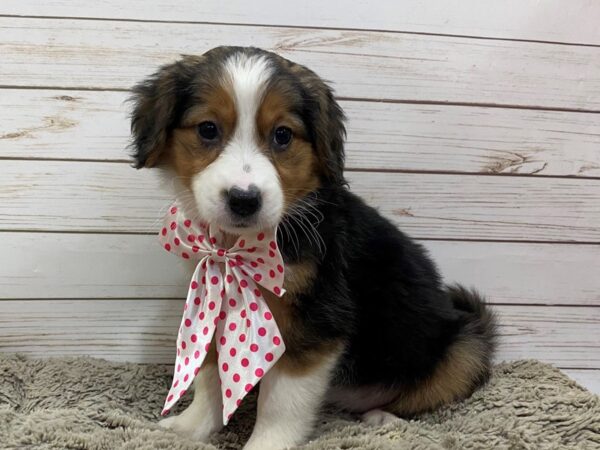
0,355,598,450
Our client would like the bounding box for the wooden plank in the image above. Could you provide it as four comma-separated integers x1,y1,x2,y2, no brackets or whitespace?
562,370,600,394
1,233,598,306
497,305,600,369
0,160,171,233
0,299,181,363
350,172,600,242
0,300,597,368
2,160,599,242
430,241,600,306
0,90,130,160
3,90,600,177
2,1,599,45
346,102,600,176
0,233,189,299
1,18,599,109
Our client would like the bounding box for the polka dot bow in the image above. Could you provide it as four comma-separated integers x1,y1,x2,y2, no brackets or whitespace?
159,203,286,424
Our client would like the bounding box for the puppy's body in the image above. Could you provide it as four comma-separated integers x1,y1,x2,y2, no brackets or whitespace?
273,186,495,413
130,46,496,449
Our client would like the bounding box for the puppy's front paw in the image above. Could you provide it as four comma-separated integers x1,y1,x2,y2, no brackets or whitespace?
361,409,401,427
158,413,212,441
158,415,181,430
243,440,288,450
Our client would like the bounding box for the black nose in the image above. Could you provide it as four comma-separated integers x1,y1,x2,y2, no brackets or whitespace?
227,185,262,218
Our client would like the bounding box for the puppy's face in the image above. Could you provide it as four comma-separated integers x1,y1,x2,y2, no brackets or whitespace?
130,47,345,233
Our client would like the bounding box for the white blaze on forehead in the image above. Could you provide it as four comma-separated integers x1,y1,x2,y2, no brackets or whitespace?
215,52,279,194
224,53,273,150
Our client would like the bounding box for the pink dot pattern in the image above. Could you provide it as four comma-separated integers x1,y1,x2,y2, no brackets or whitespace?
158,202,286,425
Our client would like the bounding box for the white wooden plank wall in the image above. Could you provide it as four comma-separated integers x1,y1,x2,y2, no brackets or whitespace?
0,1,598,393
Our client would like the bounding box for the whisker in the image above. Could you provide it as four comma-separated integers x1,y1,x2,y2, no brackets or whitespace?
283,199,326,256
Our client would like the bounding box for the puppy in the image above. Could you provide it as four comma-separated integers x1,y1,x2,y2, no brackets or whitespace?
130,46,496,450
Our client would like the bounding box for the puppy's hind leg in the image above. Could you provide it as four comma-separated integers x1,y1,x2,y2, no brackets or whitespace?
361,409,401,427
159,362,223,441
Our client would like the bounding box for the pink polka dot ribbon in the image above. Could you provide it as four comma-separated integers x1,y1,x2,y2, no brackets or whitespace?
159,203,286,424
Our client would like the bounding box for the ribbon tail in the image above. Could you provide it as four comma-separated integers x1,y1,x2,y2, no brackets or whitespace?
218,270,286,425
161,258,220,415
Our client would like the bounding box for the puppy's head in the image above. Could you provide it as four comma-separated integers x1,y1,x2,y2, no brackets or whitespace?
130,46,345,233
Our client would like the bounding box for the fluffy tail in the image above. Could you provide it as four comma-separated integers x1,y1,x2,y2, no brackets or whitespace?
447,284,497,385
388,284,498,416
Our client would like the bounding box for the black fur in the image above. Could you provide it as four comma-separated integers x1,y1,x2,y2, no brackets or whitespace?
277,186,496,391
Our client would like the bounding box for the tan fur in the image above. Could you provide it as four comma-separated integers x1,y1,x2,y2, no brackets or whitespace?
203,342,218,365
276,341,343,376
162,83,237,188
260,259,316,342
281,259,318,296
258,259,341,375
386,337,488,415
267,53,345,184
256,89,321,208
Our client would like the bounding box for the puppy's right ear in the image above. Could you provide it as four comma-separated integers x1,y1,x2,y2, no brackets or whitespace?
129,60,194,168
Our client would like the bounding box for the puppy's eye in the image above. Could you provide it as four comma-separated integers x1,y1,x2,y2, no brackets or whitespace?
273,126,292,150
197,121,219,141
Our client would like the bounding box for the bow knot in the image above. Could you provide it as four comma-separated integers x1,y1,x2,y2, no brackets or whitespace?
158,203,286,424
210,247,228,263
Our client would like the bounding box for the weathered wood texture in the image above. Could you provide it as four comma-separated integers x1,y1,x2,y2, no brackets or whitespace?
563,370,600,394
0,300,597,368
0,233,189,300
0,5,599,394
2,161,599,242
2,233,598,306
1,18,599,109
2,90,600,177
2,0,599,45
498,306,600,369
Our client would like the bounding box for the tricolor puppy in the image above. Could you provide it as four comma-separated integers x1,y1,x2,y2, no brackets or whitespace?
130,46,496,450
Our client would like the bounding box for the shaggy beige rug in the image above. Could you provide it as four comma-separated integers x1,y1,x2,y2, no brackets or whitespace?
0,355,598,450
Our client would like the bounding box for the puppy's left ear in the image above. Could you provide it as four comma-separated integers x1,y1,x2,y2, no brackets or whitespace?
129,58,195,168
311,82,347,185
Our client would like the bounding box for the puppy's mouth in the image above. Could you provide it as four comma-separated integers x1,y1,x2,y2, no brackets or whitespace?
218,211,282,236
226,219,256,231
217,213,267,235
230,220,252,228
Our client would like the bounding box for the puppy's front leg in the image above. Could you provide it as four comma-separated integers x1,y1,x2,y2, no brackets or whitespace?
159,361,223,441
243,353,339,450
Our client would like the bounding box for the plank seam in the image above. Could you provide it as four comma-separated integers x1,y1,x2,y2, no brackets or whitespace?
4,361,594,371
0,13,599,48
0,85,130,92
1,229,599,246
1,298,598,308
2,157,600,182
0,157,133,164
336,98,600,115
525,366,600,370
345,168,600,181
416,237,600,246
0,86,598,114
